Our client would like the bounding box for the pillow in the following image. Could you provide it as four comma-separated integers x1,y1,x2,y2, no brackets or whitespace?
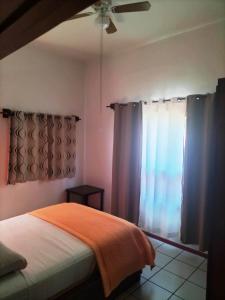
0,242,27,277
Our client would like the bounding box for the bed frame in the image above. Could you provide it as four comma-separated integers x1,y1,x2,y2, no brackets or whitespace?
52,269,142,300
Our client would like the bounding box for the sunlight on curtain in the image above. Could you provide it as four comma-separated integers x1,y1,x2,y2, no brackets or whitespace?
139,100,186,238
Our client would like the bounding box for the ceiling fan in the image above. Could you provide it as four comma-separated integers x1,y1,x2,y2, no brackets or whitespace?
67,1,151,34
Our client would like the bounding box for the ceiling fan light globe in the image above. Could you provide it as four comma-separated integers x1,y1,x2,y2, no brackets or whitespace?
103,19,110,30
96,14,110,29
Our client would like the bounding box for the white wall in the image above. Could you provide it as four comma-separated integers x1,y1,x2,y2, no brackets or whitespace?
0,45,85,220
83,21,225,212
0,21,224,218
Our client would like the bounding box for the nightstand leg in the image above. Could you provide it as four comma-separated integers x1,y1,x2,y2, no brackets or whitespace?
67,191,70,203
84,195,88,206
100,191,104,211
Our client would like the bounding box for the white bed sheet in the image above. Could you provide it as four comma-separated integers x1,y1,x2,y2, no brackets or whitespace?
0,214,96,300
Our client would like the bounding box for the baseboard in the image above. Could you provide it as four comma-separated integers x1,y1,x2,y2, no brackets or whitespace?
144,231,208,258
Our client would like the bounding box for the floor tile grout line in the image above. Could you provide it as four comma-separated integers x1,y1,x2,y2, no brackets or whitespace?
166,260,206,296
142,250,188,296
175,257,205,269
155,247,205,274
136,280,173,296
128,272,204,298
186,279,206,290
126,240,207,300
169,260,206,299
125,271,162,298
142,265,163,280
148,244,207,298
186,262,207,289
154,243,207,279
128,259,175,298
184,260,207,283
163,250,207,288
157,250,183,259
165,272,195,299
156,242,183,254
167,293,184,300
124,281,146,297
150,242,164,249
148,267,188,297
196,259,207,272
145,249,185,283
167,278,191,299
154,238,205,268
149,236,207,258
156,256,206,297
154,248,186,271
185,259,207,289
157,268,192,281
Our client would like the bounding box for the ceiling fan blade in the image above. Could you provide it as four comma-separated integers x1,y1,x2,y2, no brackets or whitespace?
111,1,151,13
68,12,95,20
106,18,117,34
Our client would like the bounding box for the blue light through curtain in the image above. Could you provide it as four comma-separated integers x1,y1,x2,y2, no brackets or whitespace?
139,100,186,238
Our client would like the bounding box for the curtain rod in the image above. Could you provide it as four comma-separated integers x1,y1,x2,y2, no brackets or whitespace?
106,103,139,110
106,98,186,110
0,109,81,122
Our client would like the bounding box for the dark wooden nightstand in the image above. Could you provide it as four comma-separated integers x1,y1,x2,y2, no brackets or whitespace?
66,185,104,211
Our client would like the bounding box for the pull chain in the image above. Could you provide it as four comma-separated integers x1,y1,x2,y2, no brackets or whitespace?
99,15,104,116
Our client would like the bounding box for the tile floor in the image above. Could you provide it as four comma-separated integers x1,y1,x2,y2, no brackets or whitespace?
116,238,207,300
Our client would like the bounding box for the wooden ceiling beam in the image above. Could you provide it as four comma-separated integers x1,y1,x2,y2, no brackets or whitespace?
0,0,27,24
0,0,96,60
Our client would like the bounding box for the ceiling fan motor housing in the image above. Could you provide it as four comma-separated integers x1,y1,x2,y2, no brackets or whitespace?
93,0,112,16
69,1,151,34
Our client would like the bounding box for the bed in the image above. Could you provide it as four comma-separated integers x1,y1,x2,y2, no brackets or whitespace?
0,203,155,300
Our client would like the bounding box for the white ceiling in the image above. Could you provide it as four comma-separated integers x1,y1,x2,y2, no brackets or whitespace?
34,0,225,60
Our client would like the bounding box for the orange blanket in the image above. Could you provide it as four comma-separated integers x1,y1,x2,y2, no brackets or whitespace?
30,203,155,297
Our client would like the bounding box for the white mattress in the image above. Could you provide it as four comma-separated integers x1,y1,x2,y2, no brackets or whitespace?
0,214,96,300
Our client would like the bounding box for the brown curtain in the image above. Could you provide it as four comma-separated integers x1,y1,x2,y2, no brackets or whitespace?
181,94,215,251
111,102,142,225
8,111,76,184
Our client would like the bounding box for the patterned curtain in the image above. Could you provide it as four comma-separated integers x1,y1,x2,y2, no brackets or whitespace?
8,112,76,184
